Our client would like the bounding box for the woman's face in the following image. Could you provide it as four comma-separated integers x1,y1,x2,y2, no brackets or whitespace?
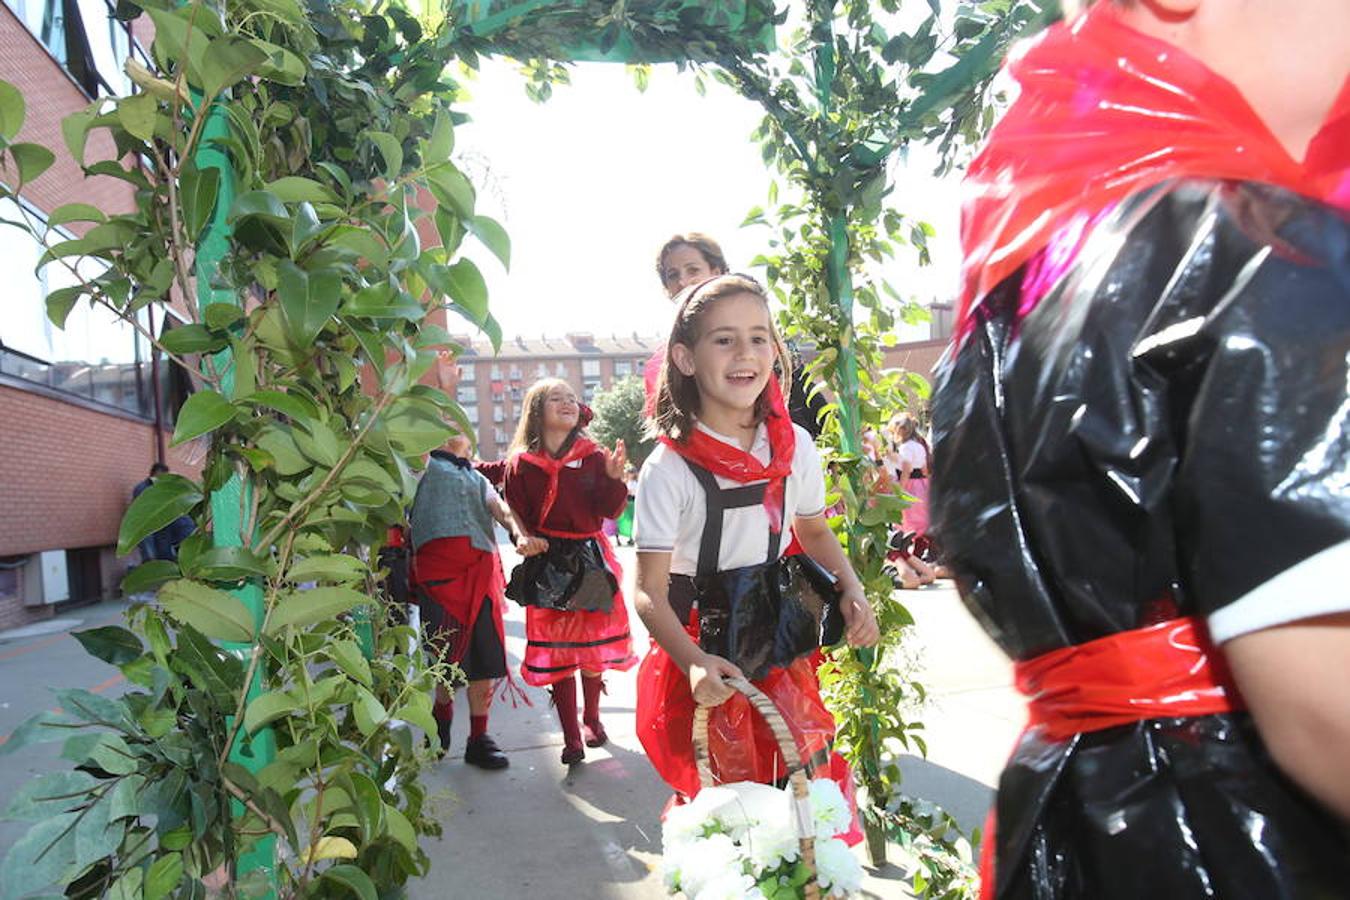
661,244,721,298
541,383,579,432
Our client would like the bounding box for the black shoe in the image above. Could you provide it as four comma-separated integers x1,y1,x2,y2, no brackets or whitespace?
464,735,509,770
435,714,452,759
560,743,585,765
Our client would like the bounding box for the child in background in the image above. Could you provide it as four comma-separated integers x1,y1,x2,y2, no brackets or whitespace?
632,274,878,817
884,413,937,589
479,379,638,765
409,433,541,768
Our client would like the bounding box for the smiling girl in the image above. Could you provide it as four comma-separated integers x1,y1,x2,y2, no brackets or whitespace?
632,274,878,815
479,378,637,765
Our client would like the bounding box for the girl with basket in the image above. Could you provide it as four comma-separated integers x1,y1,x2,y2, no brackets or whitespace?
479,378,638,765
632,274,879,821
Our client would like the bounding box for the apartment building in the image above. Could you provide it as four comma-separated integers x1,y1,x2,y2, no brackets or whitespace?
448,332,661,460
0,0,172,627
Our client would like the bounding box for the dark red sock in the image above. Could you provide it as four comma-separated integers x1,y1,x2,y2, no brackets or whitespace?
434,698,453,722
550,675,581,748
581,674,604,725
469,714,489,740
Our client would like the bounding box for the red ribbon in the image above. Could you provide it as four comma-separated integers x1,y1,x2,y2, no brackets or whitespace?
957,3,1350,338
510,436,600,526
980,615,1243,898
658,379,796,532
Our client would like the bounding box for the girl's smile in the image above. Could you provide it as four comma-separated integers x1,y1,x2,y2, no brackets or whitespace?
672,291,777,440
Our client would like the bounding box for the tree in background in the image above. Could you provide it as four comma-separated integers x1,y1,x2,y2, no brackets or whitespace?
588,376,655,470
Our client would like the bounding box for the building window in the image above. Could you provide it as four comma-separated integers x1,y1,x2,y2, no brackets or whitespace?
456,384,476,405
0,196,159,419
494,427,510,446
490,364,502,380
465,406,479,425
493,405,504,423
458,364,475,382
555,361,567,378
582,358,600,377
509,386,522,403
535,362,548,379
3,0,133,97
613,359,633,378
582,379,601,403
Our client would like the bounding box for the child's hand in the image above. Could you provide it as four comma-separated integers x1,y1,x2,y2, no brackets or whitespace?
604,439,627,481
841,587,880,647
689,653,744,707
516,535,549,557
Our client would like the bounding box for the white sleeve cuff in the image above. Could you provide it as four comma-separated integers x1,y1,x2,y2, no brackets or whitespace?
1208,539,1350,643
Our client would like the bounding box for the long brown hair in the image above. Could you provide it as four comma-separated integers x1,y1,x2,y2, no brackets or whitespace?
655,233,729,290
651,274,791,442
509,377,586,457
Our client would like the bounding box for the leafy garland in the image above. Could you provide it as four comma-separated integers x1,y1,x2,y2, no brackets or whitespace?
0,0,505,894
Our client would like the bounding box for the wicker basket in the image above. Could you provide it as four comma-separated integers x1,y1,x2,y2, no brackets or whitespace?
691,677,822,900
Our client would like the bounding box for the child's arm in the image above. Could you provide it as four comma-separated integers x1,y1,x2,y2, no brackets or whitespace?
591,440,630,519
635,549,744,706
793,513,880,648
486,490,548,557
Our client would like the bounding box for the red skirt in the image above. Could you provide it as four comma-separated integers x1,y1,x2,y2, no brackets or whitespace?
520,531,638,687
412,537,506,665
636,628,863,845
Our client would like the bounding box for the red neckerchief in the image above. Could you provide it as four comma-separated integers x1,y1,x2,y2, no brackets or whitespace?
957,3,1350,337
659,379,796,532
510,435,599,526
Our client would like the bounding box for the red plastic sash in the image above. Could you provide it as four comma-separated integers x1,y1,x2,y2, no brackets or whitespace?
658,379,796,532
980,615,1244,898
958,2,1350,337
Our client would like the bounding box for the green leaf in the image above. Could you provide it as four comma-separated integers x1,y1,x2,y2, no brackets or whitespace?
425,109,454,162
0,79,24,142
3,771,97,820
277,260,341,348
345,283,424,320
467,215,510,271
246,389,317,422
202,34,268,97
252,38,306,85
228,190,290,228
158,580,255,642
0,711,76,756
171,389,236,445
117,92,157,141
266,175,338,205
318,858,378,900
143,851,183,900
53,688,123,726
203,301,244,330
46,203,106,227
0,811,78,898
442,258,488,324
121,559,179,594
256,425,309,476
292,417,342,467
9,141,54,184
288,553,366,584
72,626,142,666
144,7,210,86
265,586,366,634
61,105,96,166
383,398,452,455
117,474,201,556
383,804,417,854
45,285,83,328
159,323,228,354
180,161,221,242
365,131,402,180
242,689,301,734
191,545,267,581
107,866,143,900
328,640,372,686
427,165,474,219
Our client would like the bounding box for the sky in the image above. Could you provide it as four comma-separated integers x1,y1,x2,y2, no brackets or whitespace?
451,58,962,346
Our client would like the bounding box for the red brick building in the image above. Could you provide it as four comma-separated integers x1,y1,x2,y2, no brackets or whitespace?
0,0,178,628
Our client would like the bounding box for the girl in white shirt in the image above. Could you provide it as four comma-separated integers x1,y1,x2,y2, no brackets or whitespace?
632,274,878,814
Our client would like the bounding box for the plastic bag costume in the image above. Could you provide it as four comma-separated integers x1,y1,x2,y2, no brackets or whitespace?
634,399,861,844
931,6,1350,899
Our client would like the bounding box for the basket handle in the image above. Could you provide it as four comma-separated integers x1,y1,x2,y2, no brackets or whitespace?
691,676,821,900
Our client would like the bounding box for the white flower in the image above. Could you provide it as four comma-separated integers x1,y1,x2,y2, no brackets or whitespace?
693,871,765,900
664,799,712,851
808,778,853,839
741,817,801,874
814,837,865,897
714,781,791,838
675,833,746,898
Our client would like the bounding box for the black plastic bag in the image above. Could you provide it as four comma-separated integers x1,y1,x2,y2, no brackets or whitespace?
696,555,842,680
506,538,617,613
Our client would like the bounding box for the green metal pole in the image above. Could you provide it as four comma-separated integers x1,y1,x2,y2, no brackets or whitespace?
194,97,278,895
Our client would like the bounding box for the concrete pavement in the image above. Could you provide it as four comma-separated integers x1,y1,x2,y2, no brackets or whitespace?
0,548,1023,899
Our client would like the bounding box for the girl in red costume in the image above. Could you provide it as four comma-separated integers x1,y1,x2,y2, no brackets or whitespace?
633,274,879,822
479,378,637,765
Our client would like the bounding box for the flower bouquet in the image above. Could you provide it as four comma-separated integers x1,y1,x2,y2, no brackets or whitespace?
661,778,864,900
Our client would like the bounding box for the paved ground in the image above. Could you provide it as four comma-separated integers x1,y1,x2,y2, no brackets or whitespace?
0,546,1022,899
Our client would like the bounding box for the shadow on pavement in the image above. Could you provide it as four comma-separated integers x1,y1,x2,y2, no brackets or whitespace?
898,754,996,837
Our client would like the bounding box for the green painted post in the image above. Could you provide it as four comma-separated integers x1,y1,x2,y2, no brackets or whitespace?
194,99,278,895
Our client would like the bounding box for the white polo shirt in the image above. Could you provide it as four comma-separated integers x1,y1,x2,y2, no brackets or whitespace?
635,421,827,575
